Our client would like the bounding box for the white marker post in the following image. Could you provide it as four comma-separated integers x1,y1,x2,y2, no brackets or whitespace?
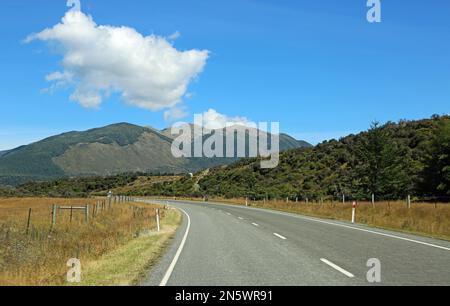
351,201,357,224
156,209,161,232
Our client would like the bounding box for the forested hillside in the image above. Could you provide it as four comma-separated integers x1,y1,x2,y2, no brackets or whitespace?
125,115,450,201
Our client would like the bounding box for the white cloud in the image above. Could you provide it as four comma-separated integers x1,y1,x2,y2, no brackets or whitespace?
164,105,189,122
200,109,255,130
168,31,181,40
26,9,209,111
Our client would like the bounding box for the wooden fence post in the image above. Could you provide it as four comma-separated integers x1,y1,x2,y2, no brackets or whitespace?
51,205,57,229
70,206,73,223
85,205,90,223
26,208,32,235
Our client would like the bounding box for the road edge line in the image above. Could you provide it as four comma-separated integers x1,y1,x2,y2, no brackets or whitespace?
159,207,191,286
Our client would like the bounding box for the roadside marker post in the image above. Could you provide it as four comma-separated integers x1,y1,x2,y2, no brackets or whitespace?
351,201,357,224
156,209,161,232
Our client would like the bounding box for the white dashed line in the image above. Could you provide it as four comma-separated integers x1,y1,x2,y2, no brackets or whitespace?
252,223,259,227
273,233,287,240
320,258,354,278
238,217,244,220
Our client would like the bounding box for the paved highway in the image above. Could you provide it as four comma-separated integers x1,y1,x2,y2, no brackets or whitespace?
142,200,450,286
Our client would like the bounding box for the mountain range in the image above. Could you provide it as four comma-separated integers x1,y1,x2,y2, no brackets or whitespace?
0,123,311,186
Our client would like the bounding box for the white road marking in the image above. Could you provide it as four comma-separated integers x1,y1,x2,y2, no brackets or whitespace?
159,207,191,287
226,213,232,216
273,233,287,240
252,223,259,227
320,258,354,278
238,217,244,220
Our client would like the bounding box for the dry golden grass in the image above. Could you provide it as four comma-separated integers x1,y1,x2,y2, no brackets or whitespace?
0,197,166,286
156,196,450,241
78,208,181,286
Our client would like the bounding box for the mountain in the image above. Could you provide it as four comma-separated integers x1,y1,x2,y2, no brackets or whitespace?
0,150,10,157
0,123,310,186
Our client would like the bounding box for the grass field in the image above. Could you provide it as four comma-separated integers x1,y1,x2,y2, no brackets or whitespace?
152,196,450,241
0,197,176,286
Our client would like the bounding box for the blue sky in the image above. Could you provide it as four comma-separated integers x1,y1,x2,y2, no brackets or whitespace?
1,0,449,150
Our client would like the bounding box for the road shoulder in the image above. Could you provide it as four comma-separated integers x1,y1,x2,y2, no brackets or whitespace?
77,208,182,286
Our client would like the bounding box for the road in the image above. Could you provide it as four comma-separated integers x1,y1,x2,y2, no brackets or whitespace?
142,200,450,286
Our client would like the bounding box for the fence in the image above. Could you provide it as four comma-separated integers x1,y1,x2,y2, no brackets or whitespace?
234,194,450,208
1,196,139,236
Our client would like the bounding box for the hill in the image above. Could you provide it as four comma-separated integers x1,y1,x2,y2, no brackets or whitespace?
120,115,450,201
0,123,310,186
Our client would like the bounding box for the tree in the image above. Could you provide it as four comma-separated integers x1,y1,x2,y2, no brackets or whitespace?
421,119,450,197
356,122,413,199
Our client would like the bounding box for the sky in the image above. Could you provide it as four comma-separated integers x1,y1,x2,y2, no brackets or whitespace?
0,0,449,150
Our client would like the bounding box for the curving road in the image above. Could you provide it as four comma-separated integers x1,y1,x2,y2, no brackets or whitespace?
142,200,450,286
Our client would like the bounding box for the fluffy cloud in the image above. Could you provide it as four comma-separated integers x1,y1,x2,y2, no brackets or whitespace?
26,9,209,111
200,109,255,130
164,105,189,122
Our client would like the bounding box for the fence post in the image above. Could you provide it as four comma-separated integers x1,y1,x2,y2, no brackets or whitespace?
26,208,32,235
407,195,411,209
343,194,345,204
70,206,73,223
372,194,375,208
156,209,161,232
85,205,90,223
51,205,58,229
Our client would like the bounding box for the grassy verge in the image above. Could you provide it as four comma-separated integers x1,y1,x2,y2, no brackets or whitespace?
77,208,181,286
0,197,173,286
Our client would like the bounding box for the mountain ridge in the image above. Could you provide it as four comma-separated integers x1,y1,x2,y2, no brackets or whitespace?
0,122,311,186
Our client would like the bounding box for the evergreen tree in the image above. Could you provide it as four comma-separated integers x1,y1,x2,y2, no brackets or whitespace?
421,119,450,196
356,122,412,199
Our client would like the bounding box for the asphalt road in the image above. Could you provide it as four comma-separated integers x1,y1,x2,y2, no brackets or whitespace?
142,200,450,286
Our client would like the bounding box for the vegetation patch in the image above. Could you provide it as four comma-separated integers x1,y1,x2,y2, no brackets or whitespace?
0,197,175,286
